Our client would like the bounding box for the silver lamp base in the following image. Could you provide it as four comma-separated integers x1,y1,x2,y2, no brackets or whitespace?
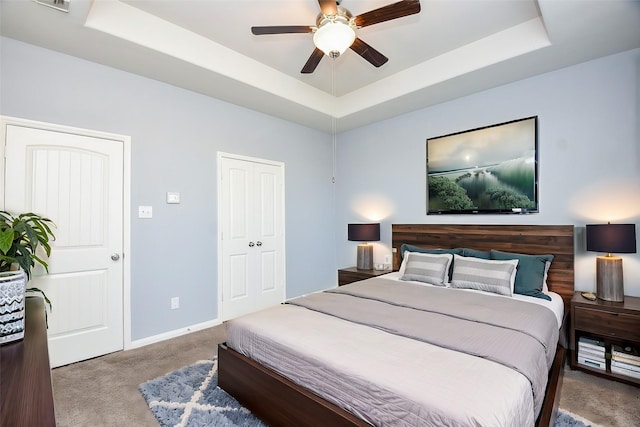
356,244,373,270
596,255,624,302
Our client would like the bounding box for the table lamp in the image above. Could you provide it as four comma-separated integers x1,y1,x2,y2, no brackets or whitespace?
586,223,637,302
348,223,380,270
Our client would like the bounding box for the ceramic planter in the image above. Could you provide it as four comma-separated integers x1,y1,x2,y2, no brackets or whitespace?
0,270,28,344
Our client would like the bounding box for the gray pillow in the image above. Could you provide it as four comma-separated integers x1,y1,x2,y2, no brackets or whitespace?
400,245,462,279
450,254,518,296
399,252,453,286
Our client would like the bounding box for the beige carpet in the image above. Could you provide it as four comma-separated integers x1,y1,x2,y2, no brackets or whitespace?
52,324,640,426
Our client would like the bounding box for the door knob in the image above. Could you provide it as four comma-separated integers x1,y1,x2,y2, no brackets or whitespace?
248,242,255,247
256,241,262,247
111,253,120,261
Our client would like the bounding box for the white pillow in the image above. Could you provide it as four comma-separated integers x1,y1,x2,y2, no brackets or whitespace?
399,252,453,286
450,254,518,296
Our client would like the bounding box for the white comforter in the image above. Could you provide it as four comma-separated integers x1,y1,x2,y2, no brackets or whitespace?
226,279,562,426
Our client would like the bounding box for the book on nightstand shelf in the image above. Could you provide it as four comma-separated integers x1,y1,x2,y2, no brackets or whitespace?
611,359,640,373
578,356,606,370
578,346,606,360
577,337,606,370
612,345,640,364
578,336,605,352
611,345,640,378
611,365,640,379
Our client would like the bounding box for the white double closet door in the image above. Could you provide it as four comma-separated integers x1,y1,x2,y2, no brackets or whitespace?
219,153,285,320
2,118,125,368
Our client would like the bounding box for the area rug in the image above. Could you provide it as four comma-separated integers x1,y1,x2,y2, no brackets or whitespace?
140,359,597,427
139,358,266,427
555,409,601,427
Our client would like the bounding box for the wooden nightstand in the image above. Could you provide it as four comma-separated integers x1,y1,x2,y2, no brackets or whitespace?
338,267,391,286
570,291,640,386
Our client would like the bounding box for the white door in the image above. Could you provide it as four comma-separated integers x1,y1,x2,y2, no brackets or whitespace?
219,154,285,320
3,123,124,368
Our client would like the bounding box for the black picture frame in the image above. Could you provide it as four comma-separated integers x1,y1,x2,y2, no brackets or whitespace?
426,116,539,215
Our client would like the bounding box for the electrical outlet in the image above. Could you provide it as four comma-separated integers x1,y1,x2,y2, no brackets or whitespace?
138,206,153,219
383,254,392,269
171,297,179,310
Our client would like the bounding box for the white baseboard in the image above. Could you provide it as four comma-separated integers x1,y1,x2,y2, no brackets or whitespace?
126,318,222,350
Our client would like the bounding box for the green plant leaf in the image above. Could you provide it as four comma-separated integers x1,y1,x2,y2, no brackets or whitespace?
32,253,49,273
0,211,56,279
26,287,52,311
0,228,13,254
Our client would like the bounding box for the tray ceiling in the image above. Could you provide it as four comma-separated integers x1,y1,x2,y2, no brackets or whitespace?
1,0,639,132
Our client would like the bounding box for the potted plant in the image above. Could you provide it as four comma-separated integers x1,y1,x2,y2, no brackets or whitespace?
0,211,55,344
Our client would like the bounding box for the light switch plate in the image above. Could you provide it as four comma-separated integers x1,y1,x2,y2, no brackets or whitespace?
167,192,180,204
138,206,153,218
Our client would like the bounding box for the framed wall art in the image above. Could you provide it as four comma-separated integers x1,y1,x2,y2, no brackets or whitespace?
426,116,539,214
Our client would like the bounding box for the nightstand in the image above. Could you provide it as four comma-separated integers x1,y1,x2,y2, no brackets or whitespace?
338,267,391,286
570,291,640,386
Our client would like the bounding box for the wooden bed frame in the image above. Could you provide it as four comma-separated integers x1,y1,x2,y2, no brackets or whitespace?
218,224,575,427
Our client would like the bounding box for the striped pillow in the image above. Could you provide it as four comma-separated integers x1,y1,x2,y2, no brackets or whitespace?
399,252,453,286
450,254,518,296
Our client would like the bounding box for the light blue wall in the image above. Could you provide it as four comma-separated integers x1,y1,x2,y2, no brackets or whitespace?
336,48,640,297
3,35,639,344
0,37,337,340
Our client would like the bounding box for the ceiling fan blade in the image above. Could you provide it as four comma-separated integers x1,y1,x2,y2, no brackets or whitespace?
301,48,324,74
350,38,389,67
354,0,421,28
251,26,313,35
318,0,338,16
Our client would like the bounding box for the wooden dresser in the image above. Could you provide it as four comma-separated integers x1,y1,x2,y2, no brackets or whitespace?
0,297,56,426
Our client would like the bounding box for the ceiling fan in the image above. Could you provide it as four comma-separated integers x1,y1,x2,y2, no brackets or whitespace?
251,0,421,74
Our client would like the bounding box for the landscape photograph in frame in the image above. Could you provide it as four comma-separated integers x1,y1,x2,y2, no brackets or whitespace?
426,116,539,214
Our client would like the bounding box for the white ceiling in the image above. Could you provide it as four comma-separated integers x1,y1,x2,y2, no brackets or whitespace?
1,0,639,132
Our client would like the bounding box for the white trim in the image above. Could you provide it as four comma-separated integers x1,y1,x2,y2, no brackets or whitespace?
0,115,133,353
217,151,286,167
128,318,222,350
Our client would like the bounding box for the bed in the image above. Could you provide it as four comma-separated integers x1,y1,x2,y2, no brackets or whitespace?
218,224,574,427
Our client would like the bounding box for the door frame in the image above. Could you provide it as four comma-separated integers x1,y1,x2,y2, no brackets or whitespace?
216,151,286,321
0,116,133,350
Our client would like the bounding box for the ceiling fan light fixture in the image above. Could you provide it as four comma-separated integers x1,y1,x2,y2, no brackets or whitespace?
313,21,355,58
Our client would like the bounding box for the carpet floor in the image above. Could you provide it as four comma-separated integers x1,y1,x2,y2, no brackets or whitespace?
52,323,640,426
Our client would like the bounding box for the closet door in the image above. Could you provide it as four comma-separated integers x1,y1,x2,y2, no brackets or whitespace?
219,154,285,320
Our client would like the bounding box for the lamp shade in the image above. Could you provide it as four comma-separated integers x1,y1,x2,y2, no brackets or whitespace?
586,223,637,254
348,223,380,242
313,21,355,58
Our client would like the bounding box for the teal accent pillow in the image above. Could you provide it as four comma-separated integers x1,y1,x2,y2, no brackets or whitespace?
461,248,491,259
400,245,462,281
490,250,554,301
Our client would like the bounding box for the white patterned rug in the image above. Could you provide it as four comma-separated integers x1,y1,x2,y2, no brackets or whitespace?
140,359,596,427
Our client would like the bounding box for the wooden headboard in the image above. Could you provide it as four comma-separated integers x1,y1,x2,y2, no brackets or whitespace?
392,224,575,308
